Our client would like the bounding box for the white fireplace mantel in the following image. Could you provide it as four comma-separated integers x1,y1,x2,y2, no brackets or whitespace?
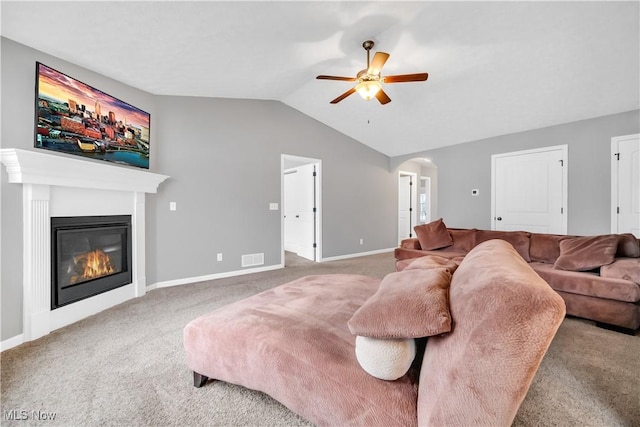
0,148,169,344
0,148,168,192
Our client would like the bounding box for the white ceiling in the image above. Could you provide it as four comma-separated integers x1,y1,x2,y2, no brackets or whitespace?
2,1,639,157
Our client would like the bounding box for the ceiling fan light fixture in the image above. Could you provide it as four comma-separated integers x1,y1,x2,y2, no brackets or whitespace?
356,80,382,100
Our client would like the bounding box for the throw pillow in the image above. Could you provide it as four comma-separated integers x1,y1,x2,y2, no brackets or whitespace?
617,233,640,258
447,228,477,253
414,218,453,251
348,268,452,339
553,235,619,271
354,336,416,381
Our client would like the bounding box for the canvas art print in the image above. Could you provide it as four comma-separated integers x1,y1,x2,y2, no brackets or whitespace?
35,62,151,169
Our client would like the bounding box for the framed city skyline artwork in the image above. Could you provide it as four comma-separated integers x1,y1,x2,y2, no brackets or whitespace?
34,62,151,169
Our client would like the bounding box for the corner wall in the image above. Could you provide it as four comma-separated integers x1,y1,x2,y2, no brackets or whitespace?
147,96,396,284
391,110,640,235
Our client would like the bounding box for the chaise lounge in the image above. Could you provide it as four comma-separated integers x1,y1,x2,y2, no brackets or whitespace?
184,240,566,426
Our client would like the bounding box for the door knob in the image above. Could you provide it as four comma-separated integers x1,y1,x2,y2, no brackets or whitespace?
497,217,502,221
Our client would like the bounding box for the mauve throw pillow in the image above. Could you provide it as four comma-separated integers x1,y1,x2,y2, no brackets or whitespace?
553,235,619,271
617,233,640,258
348,268,452,339
414,218,453,251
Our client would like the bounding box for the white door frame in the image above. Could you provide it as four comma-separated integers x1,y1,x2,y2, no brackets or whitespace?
398,170,418,242
611,133,640,234
281,154,322,263
491,145,568,234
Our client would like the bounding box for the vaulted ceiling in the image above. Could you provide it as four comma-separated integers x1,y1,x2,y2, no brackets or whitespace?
2,1,639,157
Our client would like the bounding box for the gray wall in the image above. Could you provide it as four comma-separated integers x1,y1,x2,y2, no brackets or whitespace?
0,38,398,341
391,110,640,235
148,96,396,284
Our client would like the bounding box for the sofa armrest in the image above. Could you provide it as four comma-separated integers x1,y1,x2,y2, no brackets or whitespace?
417,240,566,426
400,238,421,250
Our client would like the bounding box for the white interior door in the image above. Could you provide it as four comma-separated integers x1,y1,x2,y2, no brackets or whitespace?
283,163,316,261
398,173,416,242
492,145,567,234
612,134,640,238
284,170,300,254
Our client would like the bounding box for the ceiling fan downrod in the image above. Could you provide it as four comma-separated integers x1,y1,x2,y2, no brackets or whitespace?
362,40,375,69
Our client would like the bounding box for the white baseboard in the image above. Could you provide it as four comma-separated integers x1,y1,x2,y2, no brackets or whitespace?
320,247,395,262
149,263,285,290
1,334,24,352
149,248,395,289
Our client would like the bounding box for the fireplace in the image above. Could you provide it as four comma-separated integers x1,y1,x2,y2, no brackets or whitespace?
1,148,168,344
51,215,132,309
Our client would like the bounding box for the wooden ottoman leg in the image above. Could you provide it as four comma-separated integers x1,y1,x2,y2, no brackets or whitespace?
193,371,209,388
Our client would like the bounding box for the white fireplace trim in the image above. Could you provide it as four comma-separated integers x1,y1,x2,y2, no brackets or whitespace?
1,148,169,343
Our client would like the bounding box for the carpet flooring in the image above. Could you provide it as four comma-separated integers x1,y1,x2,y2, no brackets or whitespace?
1,252,638,426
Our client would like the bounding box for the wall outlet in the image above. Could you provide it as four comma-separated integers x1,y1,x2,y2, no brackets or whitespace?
217,253,223,262
359,238,363,245
471,189,479,196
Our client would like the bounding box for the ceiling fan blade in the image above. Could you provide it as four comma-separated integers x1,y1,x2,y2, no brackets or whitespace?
375,89,391,105
317,75,357,81
330,87,356,104
383,73,429,83
368,52,390,75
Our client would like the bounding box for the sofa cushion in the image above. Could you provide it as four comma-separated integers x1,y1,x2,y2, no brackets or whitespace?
354,336,416,381
531,262,640,302
403,254,463,274
348,269,452,339
417,240,565,426
529,233,574,264
600,258,640,285
475,230,532,261
553,235,619,271
447,228,477,253
414,218,453,251
617,233,640,258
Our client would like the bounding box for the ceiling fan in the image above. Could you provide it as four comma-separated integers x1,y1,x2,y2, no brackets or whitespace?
316,40,428,105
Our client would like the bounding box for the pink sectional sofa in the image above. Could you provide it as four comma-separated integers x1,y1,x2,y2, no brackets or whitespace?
395,219,640,332
184,240,565,426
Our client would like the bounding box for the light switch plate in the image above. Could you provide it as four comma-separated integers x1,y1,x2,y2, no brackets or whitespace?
269,203,278,210
169,202,177,210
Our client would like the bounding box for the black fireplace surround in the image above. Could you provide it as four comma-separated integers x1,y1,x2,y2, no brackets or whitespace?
51,215,132,309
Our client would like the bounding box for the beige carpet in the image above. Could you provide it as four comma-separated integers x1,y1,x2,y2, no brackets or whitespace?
1,252,638,426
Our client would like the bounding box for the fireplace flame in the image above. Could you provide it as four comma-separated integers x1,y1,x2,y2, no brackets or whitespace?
71,249,115,284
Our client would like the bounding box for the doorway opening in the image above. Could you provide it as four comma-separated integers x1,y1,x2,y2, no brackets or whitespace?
281,154,322,265
396,158,437,243
398,171,417,243
419,177,431,224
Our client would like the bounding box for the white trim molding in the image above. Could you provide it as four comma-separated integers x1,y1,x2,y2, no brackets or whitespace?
1,148,168,193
